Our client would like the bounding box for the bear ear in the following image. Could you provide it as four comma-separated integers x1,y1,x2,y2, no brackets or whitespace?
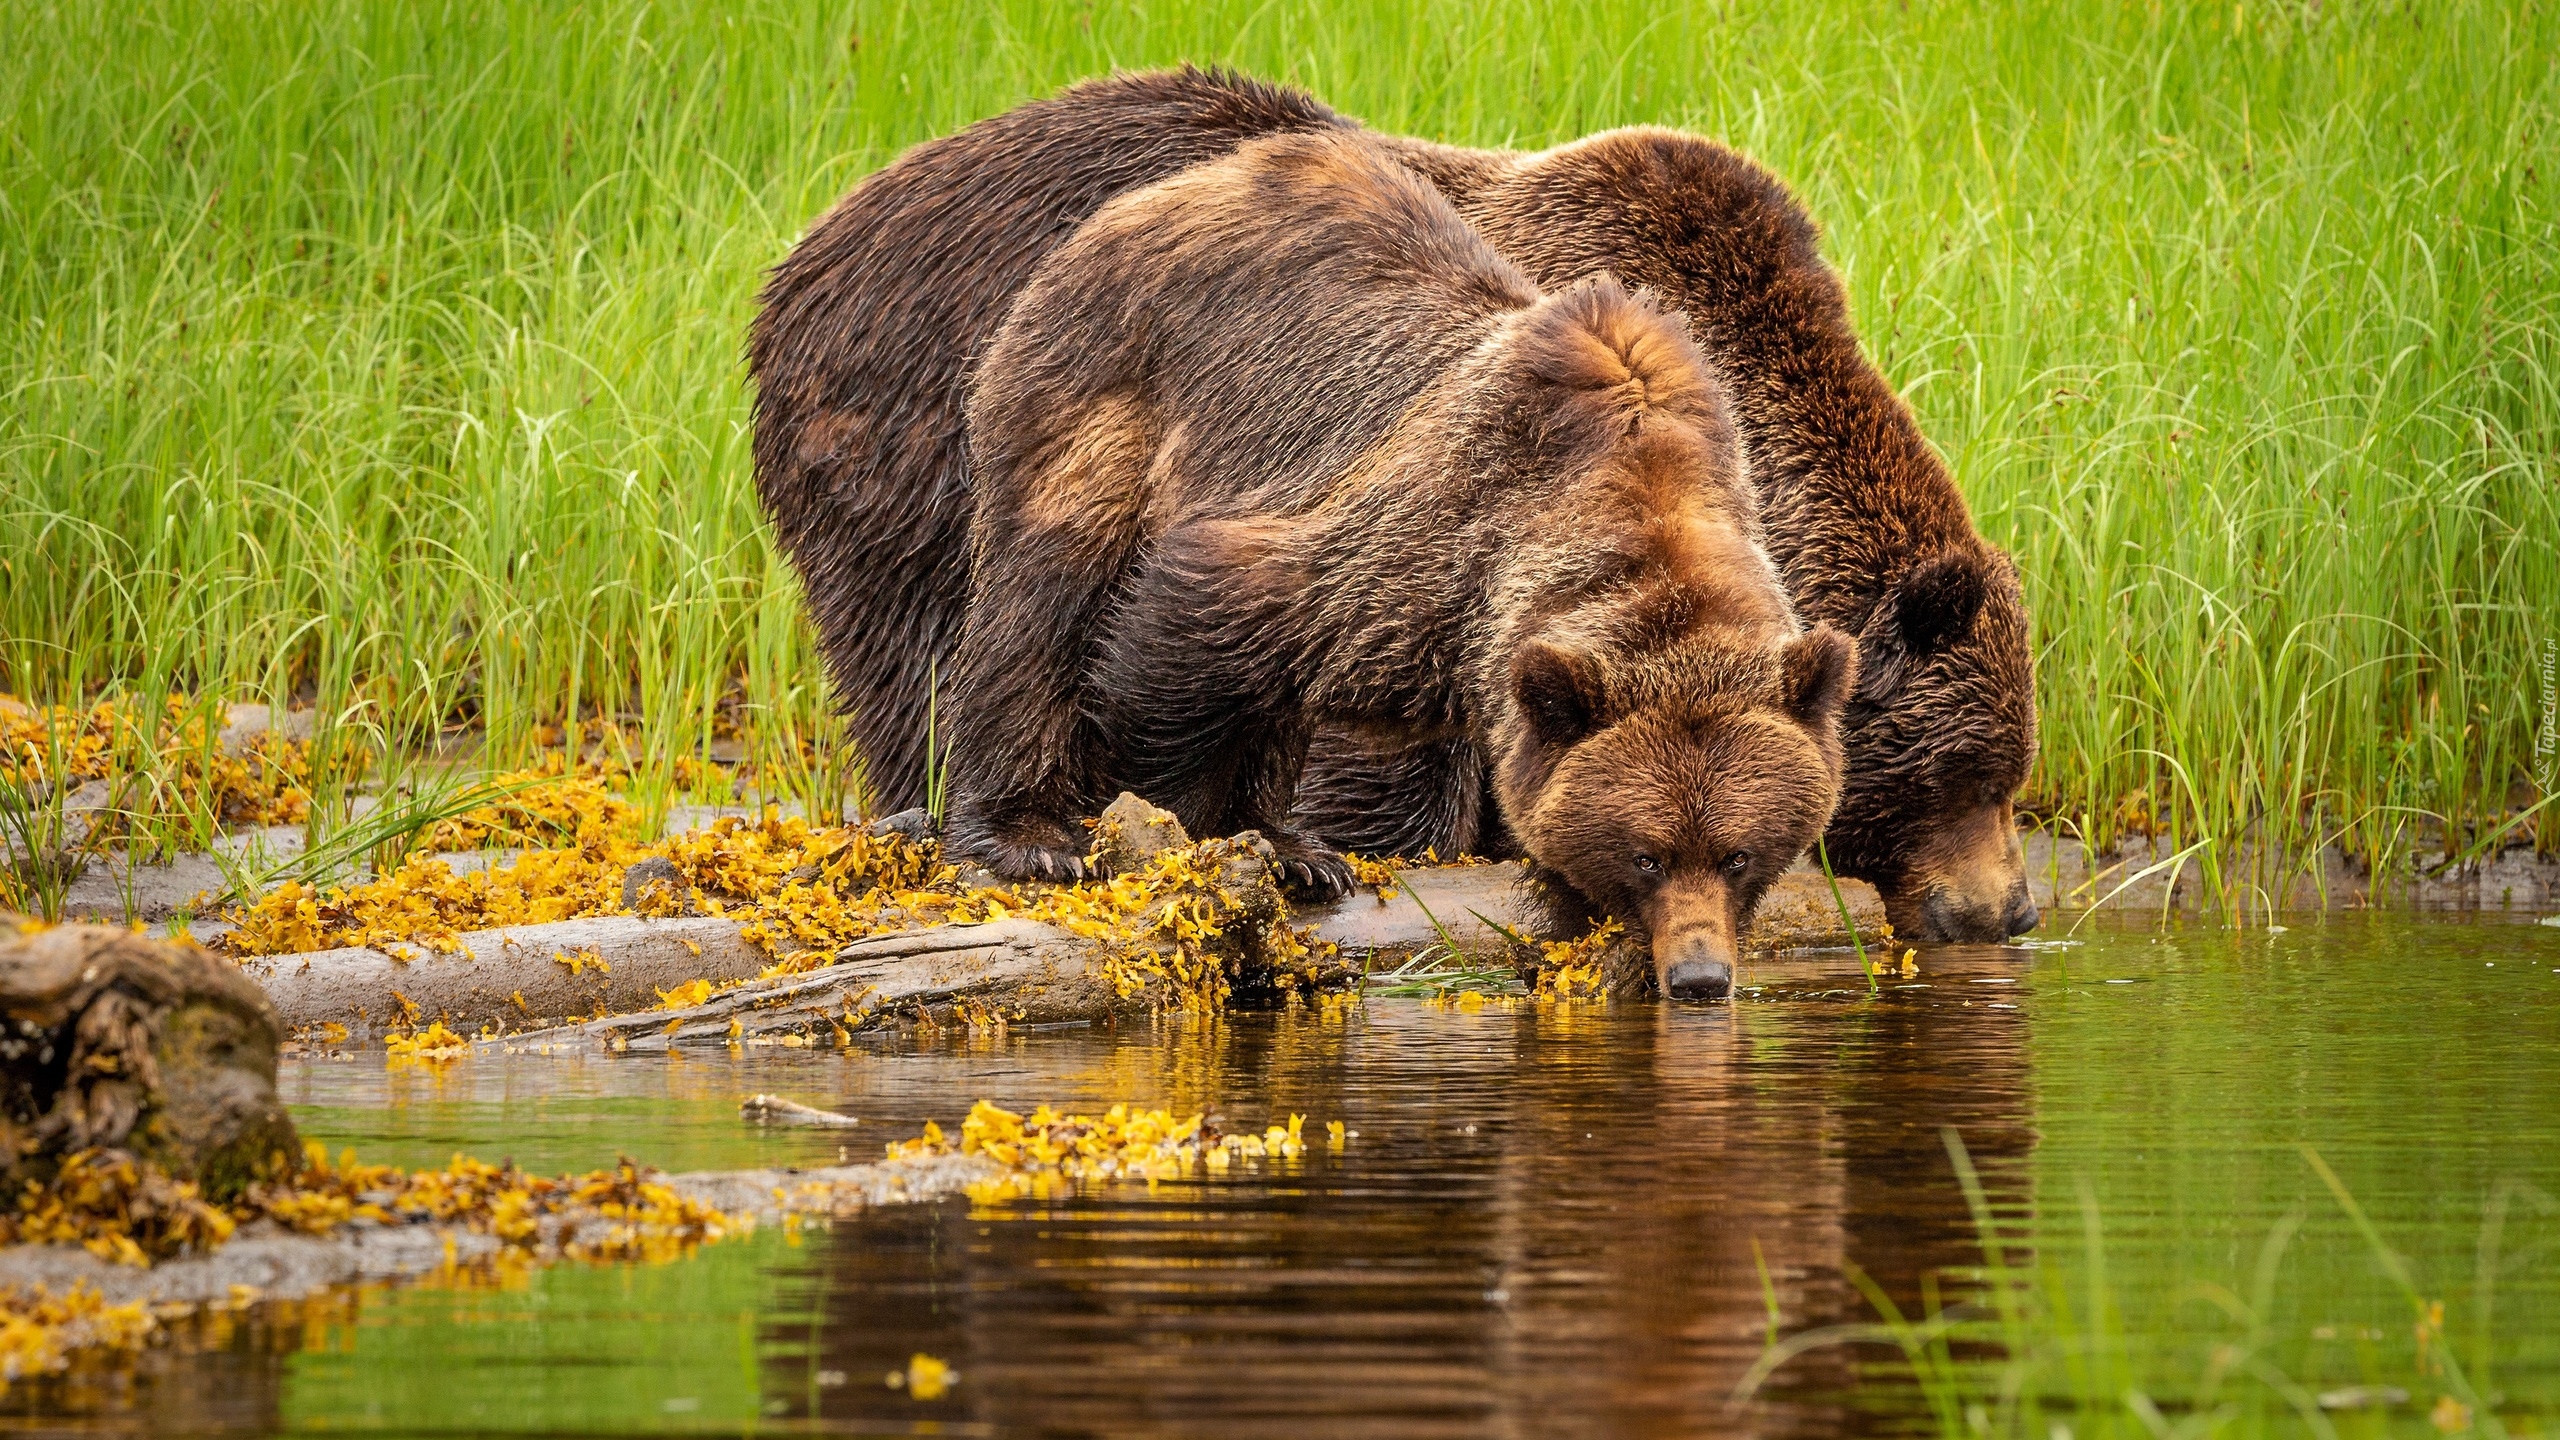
1512,642,1609,748
1854,550,1990,705
1894,550,1990,657
1780,625,1857,727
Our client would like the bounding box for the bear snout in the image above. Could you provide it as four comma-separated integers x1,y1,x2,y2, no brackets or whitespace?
2002,887,2041,938
1663,952,1734,1001
1658,932,1736,1001
1911,879,2040,943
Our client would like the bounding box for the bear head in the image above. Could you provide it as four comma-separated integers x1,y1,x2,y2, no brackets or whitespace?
1826,545,2040,942
1501,629,1855,1000
1462,276,1858,999
1454,276,1858,998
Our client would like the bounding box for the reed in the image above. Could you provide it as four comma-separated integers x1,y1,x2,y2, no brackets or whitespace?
5,0,2553,896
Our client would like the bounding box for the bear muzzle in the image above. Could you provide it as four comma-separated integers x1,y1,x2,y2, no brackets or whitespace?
1654,926,1737,1001
1908,881,2039,943
1645,877,1741,1001
1888,800,2038,942
1662,947,1735,1001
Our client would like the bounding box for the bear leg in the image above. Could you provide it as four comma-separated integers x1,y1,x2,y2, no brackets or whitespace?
939,497,1158,884
1085,554,1353,903
1293,730,1505,860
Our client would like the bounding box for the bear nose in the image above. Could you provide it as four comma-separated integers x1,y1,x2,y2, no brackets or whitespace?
2003,889,2040,937
1663,954,1734,1002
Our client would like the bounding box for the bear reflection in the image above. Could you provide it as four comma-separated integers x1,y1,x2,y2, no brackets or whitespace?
777,966,2034,1439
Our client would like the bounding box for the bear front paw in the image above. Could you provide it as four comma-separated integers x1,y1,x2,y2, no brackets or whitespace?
1265,834,1357,903
945,807,1091,884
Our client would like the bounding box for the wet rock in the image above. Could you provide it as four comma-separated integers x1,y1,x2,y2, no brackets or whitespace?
1088,793,1190,877
741,1094,860,1128
0,919,298,1202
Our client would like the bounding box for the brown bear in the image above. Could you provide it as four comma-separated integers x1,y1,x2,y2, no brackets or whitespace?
947,131,1856,1000
746,68,2038,944
749,70,1351,814
1327,128,2041,944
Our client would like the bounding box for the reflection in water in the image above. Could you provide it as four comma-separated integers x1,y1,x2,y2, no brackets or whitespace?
11,915,2555,1436
781,945,2039,1438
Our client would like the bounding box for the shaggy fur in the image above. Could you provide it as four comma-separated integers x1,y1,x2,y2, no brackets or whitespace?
747,68,1348,809
947,132,1852,990
1345,127,2041,942
746,69,2038,942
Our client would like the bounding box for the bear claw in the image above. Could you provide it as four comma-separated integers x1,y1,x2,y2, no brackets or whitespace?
943,807,1090,888
1264,843,1355,903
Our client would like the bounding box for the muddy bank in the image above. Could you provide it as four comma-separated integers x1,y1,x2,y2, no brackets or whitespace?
2022,832,2560,913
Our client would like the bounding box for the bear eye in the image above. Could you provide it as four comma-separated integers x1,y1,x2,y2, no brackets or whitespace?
1632,853,1662,875
1720,851,1752,876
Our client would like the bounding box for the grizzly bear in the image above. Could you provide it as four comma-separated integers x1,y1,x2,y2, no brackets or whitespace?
747,68,2038,944
947,132,1856,1000
1331,127,2041,944
749,69,1350,814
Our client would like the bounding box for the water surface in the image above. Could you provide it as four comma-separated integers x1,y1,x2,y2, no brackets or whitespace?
10,914,2557,1437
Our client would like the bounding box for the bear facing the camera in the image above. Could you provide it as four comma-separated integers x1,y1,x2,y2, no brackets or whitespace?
941,132,1854,1000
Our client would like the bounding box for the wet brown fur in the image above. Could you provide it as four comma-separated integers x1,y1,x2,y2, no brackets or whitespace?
1358,127,2039,942
946,132,1853,981
746,70,2037,942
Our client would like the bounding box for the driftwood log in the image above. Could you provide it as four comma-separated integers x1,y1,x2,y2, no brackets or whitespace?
231,796,1888,1039
0,918,299,1201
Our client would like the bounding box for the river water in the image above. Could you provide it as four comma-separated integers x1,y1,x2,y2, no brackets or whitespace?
11,914,2558,1437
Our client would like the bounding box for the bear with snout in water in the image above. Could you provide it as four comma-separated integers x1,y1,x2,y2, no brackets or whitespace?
941,131,1856,999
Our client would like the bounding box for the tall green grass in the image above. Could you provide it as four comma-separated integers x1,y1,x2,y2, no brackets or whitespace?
4,0,2554,886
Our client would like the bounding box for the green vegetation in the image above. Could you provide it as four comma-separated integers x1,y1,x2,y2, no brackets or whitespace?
5,0,2555,894
1746,1132,2550,1439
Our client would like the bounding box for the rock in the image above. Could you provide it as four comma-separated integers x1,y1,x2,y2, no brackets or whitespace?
619,855,687,914
59,779,114,849
59,824,305,925
1749,866,1891,949
0,919,298,1202
216,702,311,755
1087,793,1190,877
217,703,271,756
865,807,937,840
741,1094,861,1128
0,1153,1005,1311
